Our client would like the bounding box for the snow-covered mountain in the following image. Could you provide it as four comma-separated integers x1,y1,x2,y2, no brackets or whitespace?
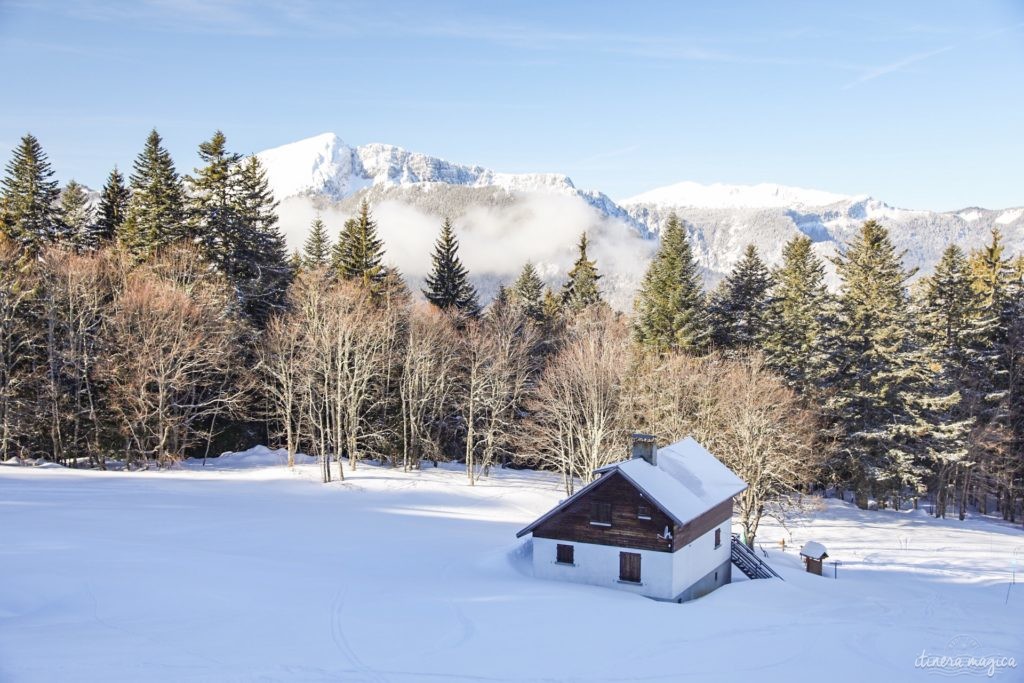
256,133,636,229
622,187,1024,290
257,133,1024,306
621,181,861,210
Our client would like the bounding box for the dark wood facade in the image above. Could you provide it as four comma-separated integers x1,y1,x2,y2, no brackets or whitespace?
672,498,732,551
531,471,733,553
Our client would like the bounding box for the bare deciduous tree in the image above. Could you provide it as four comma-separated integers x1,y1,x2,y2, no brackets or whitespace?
525,307,630,495
256,311,309,468
625,351,822,546
399,305,460,470
0,237,38,461
460,308,539,484
98,249,245,468
37,248,117,467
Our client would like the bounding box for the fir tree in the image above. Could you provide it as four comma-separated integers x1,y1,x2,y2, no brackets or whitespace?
334,200,385,291
561,232,602,313
423,217,479,316
94,166,129,244
828,220,928,504
120,129,186,257
708,244,774,350
303,217,332,268
187,130,242,271
231,154,292,324
963,229,1017,437
633,213,709,353
510,262,544,320
0,133,62,255
763,236,833,387
916,244,978,515
60,180,95,250
542,288,563,323
491,284,511,314
920,245,976,364
969,228,1015,347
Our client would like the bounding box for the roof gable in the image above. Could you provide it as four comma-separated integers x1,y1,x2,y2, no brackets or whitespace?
517,437,747,538
515,469,626,538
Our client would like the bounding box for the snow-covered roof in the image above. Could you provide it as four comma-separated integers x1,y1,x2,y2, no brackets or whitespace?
800,541,828,559
517,437,747,537
609,438,747,526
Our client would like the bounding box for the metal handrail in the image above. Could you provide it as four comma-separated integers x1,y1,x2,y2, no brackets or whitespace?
731,533,783,580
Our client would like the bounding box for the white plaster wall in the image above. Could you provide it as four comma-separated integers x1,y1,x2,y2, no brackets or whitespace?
671,518,733,597
532,537,675,599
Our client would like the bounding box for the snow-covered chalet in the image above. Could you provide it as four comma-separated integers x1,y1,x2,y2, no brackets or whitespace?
517,434,747,602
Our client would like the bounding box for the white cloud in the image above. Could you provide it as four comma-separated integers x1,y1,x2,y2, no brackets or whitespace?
276,192,655,309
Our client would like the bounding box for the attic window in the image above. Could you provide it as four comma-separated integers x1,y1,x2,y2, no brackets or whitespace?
714,528,722,548
590,501,612,526
637,505,651,520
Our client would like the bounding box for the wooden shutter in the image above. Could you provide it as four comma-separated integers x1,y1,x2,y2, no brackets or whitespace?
556,544,574,564
619,552,641,583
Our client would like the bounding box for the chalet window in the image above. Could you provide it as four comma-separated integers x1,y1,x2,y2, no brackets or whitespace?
637,504,651,520
619,552,641,583
714,528,722,548
556,544,574,565
590,501,612,526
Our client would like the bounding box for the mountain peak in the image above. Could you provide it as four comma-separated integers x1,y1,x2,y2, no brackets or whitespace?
255,132,361,199
256,134,593,203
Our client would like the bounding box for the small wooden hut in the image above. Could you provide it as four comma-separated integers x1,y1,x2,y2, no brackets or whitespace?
800,541,828,576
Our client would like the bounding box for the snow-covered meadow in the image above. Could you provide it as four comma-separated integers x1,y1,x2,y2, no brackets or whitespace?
1,449,1021,682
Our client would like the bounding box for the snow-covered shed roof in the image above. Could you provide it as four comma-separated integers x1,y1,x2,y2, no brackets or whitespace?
800,541,828,559
517,437,747,537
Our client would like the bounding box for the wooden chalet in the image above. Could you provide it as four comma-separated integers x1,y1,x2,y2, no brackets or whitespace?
517,435,747,602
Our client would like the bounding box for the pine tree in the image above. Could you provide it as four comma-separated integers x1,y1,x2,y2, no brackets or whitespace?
334,200,386,291
94,166,129,244
120,129,186,257
187,130,242,271
0,133,62,255
510,262,544,320
827,219,928,504
423,217,479,316
633,213,709,353
303,216,332,268
916,244,977,516
231,154,292,324
60,180,95,250
920,245,976,364
491,284,511,314
542,288,563,323
969,229,1015,348
964,229,1017,438
762,236,833,386
561,232,602,313
708,244,774,350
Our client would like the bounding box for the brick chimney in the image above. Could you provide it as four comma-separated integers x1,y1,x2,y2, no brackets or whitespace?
630,433,657,466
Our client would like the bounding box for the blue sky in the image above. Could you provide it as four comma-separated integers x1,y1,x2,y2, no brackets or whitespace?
1,0,1022,210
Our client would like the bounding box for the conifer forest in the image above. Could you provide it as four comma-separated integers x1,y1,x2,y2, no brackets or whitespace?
2,129,1023,540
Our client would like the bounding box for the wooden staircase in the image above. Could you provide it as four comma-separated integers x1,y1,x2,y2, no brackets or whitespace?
731,533,782,580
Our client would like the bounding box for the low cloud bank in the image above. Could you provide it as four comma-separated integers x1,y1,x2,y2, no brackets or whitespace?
277,192,656,309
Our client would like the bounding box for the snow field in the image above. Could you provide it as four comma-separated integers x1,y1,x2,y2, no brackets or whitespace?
1,452,1020,682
